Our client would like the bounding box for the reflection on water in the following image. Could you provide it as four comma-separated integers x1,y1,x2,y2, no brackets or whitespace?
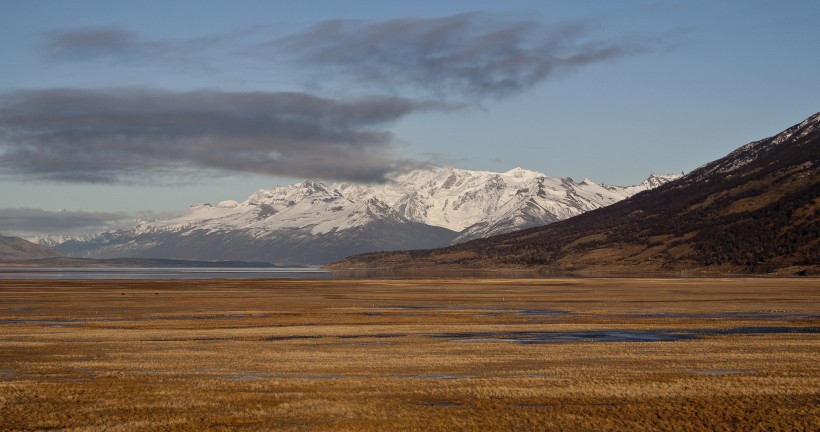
0,267,331,280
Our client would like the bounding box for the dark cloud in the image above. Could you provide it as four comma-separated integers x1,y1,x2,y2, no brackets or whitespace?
0,208,131,238
0,88,446,183
276,12,648,99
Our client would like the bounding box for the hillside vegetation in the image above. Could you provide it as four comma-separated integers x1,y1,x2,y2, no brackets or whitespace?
331,113,820,275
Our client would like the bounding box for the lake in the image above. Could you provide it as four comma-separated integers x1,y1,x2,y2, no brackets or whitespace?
0,267,332,280
0,267,554,280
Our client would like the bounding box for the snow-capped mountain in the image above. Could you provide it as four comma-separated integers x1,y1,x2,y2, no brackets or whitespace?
338,168,680,242
50,167,680,264
54,179,456,264
332,112,820,275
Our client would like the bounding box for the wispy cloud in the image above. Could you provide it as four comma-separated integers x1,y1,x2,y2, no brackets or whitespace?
0,88,450,183
41,26,235,66
43,14,657,101
276,12,648,99
0,208,132,239
21,14,658,185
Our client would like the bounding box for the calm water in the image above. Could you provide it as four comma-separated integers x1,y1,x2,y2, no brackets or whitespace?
0,267,553,280
0,267,332,280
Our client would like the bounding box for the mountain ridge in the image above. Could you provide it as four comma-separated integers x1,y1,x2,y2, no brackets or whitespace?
0,235,62,261
45,168,677,264
330,112,820,275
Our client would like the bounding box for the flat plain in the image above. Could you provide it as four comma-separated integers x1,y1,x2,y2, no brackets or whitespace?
0,278,818,431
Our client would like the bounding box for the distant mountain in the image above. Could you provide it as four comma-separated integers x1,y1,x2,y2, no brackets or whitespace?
339,168,679,243
0,257,283,268
48,168,677,265
0,235,61,261
448,172,678,243
331,113,820,275
52,181,456,265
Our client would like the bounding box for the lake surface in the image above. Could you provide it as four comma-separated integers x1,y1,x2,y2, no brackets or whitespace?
0,267,332,280
0,267,554,280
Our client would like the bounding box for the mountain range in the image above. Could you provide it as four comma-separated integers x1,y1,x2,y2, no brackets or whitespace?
331,113,820,275
46,168,679,264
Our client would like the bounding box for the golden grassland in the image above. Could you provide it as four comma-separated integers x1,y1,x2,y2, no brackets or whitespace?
0,278,818,430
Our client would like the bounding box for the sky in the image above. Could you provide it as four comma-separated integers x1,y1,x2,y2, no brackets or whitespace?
1,0,819,239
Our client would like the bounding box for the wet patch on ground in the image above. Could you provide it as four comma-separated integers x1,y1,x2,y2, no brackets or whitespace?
256,327,819,345
141,337,233,342
514,309,572,316
337,333,408,339
0,314,267,327
508,403,553,409
392,374,466,380
630,312,820,320
263,335,325,341
410,401,462,407
688,369,756,375
429,327,820,344
433,330,695,343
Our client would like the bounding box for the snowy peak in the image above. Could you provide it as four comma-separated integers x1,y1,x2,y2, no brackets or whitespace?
246,179,343,207
308,197,400,235
639,173,681,189
99,166,681,241
505,167,542,179
452,171,681,243
50,165,678,264
341,166,553,232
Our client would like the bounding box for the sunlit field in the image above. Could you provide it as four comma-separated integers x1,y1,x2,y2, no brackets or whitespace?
1,278,818,430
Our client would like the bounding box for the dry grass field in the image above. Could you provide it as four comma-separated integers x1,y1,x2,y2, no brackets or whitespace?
0,278,818,430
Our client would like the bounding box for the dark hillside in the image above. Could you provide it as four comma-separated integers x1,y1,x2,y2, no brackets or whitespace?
0,236,62,261
331,113,820,275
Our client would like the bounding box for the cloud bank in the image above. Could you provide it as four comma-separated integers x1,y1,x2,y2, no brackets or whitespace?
0,208,132,239
0,88,443,183
21,14,655,184
277,12,646,99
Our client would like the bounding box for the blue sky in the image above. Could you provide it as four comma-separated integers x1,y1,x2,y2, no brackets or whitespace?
1,0,819,237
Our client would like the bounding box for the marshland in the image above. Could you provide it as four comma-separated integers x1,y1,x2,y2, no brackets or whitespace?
1,278,818,430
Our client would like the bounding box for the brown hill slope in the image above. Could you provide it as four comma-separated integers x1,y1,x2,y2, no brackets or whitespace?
0,236,62,261
330,113,820,275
